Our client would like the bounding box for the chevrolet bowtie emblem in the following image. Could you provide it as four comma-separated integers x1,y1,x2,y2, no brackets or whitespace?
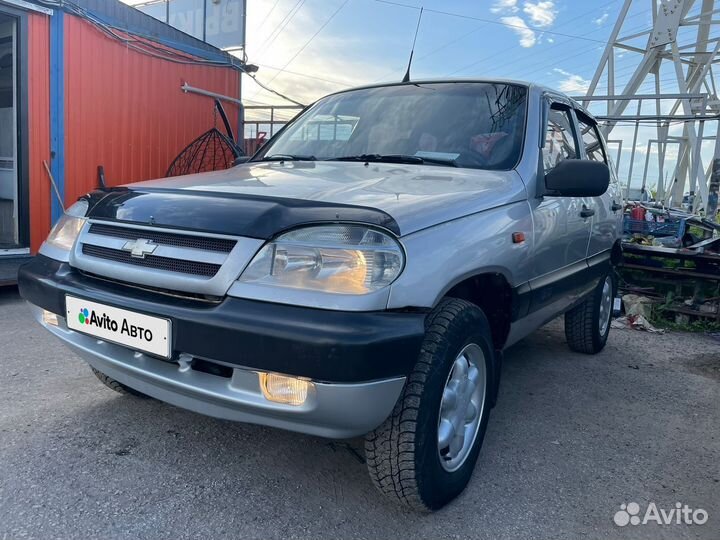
122,238,158,259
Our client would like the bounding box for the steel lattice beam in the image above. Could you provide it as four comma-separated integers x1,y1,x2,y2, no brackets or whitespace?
581,0,720,211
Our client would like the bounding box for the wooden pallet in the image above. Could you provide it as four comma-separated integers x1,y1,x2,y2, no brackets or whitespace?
661,304,720,322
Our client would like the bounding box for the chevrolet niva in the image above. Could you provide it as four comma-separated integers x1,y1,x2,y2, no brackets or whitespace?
20,80,622,511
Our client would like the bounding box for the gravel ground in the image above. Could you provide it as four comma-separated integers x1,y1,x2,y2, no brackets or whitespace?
0,286,718,540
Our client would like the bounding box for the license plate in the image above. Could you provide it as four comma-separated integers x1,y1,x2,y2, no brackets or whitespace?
66,295,171,358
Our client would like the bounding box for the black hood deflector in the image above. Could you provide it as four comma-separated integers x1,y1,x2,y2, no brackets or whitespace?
84,188,401,239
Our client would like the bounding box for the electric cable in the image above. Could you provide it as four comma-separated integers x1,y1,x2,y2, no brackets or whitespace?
36,0,307,105
263,0,352,88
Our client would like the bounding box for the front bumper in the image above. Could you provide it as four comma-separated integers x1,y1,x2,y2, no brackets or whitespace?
19,256,426,438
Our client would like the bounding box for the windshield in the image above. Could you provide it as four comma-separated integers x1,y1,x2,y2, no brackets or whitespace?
254,82,528,170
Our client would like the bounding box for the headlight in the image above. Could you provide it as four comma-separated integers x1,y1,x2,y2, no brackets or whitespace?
239,225,404,294
45,200,89,251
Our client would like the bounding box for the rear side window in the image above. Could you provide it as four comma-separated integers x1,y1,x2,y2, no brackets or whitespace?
577,115,607,164
543,106,577,173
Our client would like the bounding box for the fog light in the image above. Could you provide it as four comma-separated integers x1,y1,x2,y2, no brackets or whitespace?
258,372,312,406
42,310,59,326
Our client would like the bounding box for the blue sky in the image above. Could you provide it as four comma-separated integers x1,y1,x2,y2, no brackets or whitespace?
238,0,720,194
241,0,648,107
123,0,719,194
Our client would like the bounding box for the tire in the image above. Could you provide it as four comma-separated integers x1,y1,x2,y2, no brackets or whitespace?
90,367,149,398
564,271,615,354
365,298,494,512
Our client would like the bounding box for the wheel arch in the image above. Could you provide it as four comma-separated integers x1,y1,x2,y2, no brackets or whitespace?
436,270,516,350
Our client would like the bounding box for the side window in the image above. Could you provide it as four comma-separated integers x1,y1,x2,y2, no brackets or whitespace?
543,106,577,173
577,115,607,164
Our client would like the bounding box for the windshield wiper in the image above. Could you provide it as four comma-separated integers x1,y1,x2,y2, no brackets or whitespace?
331,154,422,165
260,154,317,162
329,154,457,167
414,155,459,167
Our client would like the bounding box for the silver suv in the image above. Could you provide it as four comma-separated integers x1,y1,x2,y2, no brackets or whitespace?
20,80,622,511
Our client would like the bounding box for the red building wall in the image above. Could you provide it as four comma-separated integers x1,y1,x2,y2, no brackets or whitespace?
28,13,51,252
61,15,241,209
26,13,240,252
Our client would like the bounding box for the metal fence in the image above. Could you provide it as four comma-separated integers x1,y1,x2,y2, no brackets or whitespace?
242,105,302,155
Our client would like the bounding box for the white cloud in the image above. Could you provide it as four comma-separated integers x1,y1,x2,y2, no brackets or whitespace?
553,68,590,93
491,0,519,14
501,16,537,47
559,75,590,93
494,1,556,47
547,37,554,43
593,13,609,26
523,1,557,28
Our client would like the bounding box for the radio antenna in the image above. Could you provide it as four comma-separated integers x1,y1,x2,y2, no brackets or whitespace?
402,7,424,83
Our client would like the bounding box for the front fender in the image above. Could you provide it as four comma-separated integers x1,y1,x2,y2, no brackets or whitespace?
387,201,533,309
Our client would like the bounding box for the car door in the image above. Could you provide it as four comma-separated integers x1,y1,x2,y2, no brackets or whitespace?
531,101,592,275
527,99,593,314
575,110,622,258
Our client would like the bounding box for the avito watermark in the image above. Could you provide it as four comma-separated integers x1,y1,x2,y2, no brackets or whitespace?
614,502,708,527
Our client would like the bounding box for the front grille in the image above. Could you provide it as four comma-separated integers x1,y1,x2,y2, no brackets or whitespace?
88,223,236,253
78,270,223,303
82,244,221,277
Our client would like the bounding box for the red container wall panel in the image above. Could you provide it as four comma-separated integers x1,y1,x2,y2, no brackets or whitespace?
63,15,240,205
28,13,51,253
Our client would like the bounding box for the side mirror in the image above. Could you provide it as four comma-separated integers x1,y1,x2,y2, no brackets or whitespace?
233,156,251,166
545,159,610,197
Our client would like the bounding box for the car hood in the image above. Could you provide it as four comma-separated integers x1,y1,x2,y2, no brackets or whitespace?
121,161,527,237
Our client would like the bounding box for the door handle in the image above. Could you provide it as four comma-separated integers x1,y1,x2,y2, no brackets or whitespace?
580,205,595,218
611,201,623,212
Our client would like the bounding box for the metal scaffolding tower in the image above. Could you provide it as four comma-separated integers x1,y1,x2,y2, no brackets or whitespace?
581,0,720,212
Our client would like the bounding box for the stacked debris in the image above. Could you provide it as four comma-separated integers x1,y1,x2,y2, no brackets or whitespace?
622,202,720,249
619,202,720,330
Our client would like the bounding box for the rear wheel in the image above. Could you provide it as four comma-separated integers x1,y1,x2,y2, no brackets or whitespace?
564,272,615,354
365,298,494,512
90,367,148,398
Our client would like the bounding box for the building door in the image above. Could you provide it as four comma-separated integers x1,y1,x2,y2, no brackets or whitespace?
0,13,19,250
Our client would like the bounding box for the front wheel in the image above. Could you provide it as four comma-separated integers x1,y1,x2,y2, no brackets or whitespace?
364,298,494,512
564,272,616,354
